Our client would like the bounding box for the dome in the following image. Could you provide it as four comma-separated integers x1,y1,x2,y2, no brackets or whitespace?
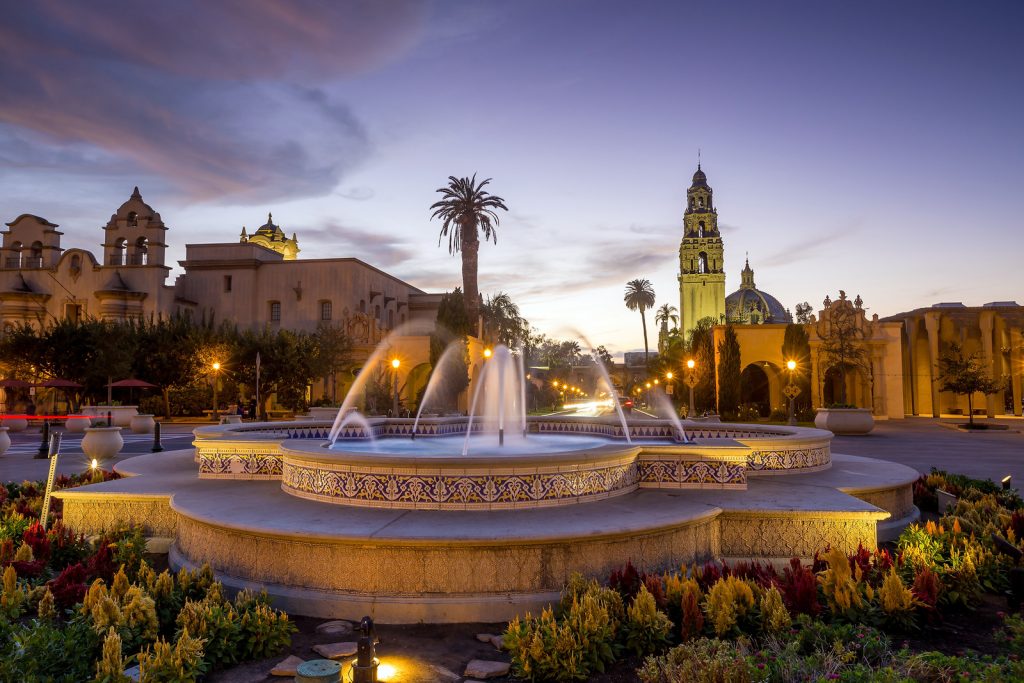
724,259,792,324
253,212,285,240
690,166,710,189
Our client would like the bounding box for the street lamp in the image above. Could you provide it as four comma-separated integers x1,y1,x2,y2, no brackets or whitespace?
391,358,401,417
211,361,221,421
483,347,493,359
685,359,697,417
785,359,799,426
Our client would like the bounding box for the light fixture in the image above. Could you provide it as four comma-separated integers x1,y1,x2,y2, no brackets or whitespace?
391,358,400,369
686,359,695,370
666,371,673,380
212,361,220,371
91,458,98,470
787,360,796,371
1003,475,1012,491
351,616,379,683
483,348,492,358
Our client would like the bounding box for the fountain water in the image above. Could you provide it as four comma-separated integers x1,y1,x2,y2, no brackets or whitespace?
572,329,632,443
650,388,692,443
462,345,525,455
411,340,465,438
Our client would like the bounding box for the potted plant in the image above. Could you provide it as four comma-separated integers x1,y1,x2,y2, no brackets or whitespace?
82,421,124,460
64,415,92,433
813,292,875,435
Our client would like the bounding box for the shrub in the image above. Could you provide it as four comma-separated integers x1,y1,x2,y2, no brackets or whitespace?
623,584,673,656
233,589,296,661
877,567,918,630
0,617,101,683
137,628,207,683
703,575,755,637
94,627,133,683
1,564,26,620
637,638,756,683
759,585,791,634
780,557,820,616
817,547,864,617
175,594,241,669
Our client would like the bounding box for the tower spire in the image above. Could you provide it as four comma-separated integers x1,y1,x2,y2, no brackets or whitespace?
697,148,701,171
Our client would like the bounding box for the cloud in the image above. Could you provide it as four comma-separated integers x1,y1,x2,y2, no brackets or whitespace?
301,220,417,268
336,187,376,201
0,2,426,202
757,219,863,267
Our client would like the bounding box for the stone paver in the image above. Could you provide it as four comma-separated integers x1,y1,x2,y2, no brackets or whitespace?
269,655,304,676
312,641,357,659
832,417,1023,486
464,659,510,679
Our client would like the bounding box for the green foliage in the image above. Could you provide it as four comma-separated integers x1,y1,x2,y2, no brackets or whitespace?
687,316,718,412
175,595,241,669
637,638,756,683
716,325,741,415
0,616,102,683
483,292,529,348
233,589,296,660
782,323,812,409
624,279,657,361
137,629,207,683
427,289,471,412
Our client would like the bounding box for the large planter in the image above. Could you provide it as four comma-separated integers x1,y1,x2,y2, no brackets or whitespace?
814,408,875,435
307,407,342,420
2,417,28,432
130,414,156,434
82,427,124,461
65,415,91,433
81,406,139,428
0,427,9,456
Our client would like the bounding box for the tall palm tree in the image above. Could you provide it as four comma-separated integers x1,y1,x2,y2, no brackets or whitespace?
430,174,508,330
655,303,679,354
624,279,656,363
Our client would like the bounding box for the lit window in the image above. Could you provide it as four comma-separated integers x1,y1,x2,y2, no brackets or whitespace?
270,301,281,322
320,300,332,321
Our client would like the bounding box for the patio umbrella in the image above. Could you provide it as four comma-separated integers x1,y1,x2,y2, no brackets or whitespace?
0,378,34,389
35,378,83,414
107,378,159,405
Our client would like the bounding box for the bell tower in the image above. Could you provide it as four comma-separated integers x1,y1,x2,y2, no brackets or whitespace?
678,163,726,336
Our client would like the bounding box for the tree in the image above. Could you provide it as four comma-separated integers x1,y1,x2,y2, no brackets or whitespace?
132,314,207,417
936,343,1001,427
428,290,471,412
717,325,741,415
594,346,614,367
430,174,508,329
688,316,718,412
624,279,656,364
655,303,679,353
794,302,813,324
781,323,812,411
482,292,529,348
309,323,353,404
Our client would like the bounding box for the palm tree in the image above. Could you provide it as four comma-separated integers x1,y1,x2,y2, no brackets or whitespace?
624,279,656,363
655,303,678,353
430,174,508,330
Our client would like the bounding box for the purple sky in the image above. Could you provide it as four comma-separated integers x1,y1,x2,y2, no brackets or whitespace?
2,1,1021,356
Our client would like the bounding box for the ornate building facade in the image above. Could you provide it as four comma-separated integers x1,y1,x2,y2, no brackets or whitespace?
0,188,441,406
678,165,725,335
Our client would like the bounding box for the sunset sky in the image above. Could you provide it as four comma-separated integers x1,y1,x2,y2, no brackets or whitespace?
2,1,1021,356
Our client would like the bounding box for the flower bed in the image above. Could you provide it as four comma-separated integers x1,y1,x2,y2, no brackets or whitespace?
504,470,1024,681
1,469,295,682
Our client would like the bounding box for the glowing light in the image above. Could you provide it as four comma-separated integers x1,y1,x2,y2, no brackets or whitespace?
483,348,492,358
90,458,98,470
653,379,659,385
391,358,400,369
666,371,673,380
645,382,651,389
686,359,695,370
786,360,797,371
212,361,221,371
377,663,398,681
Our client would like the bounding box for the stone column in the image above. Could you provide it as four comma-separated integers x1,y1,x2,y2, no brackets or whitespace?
871,351,886,416
923,313,941,417
1012,328,1023,417
979,311,996,417
904,319,917,415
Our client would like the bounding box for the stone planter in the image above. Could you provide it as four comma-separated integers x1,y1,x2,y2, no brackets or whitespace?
130,414,156,434
81,406,139,428
0,427,9,456
2,417,28,432
814,408,875,435
82,427,124,461
64,415,92,433
307,407,342,420
221,415,242,425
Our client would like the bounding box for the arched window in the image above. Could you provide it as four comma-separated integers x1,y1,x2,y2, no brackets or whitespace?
29,241,43,268
114,238,127,266
698,196,704,208
127,211,138,227
8,241,22,268
70,254,81,272
134,236,148,265
698,221,705,237
698,252,709,274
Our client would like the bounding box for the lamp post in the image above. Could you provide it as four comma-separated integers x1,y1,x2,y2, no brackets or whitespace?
391,358,400,417
211,362,221,421
685,359,697,417
784,359,800,426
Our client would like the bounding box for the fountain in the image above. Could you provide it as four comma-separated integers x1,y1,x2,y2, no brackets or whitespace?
55,332,922,624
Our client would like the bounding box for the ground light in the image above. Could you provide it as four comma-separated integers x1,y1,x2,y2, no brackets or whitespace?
1004,475,1013,491
483,347,492,358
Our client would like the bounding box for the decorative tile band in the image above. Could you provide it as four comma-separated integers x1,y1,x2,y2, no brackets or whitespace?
197,449,283,479
746,446,830,473
281,460,639,509
638,459,746,488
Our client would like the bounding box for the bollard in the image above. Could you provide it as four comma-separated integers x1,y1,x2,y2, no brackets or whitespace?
107,410,113,426
151,421,164,453
351,616,379,683
295,659,341,683
35,419,50,458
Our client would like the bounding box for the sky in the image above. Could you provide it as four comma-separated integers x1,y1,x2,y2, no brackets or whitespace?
1,1,1022,357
